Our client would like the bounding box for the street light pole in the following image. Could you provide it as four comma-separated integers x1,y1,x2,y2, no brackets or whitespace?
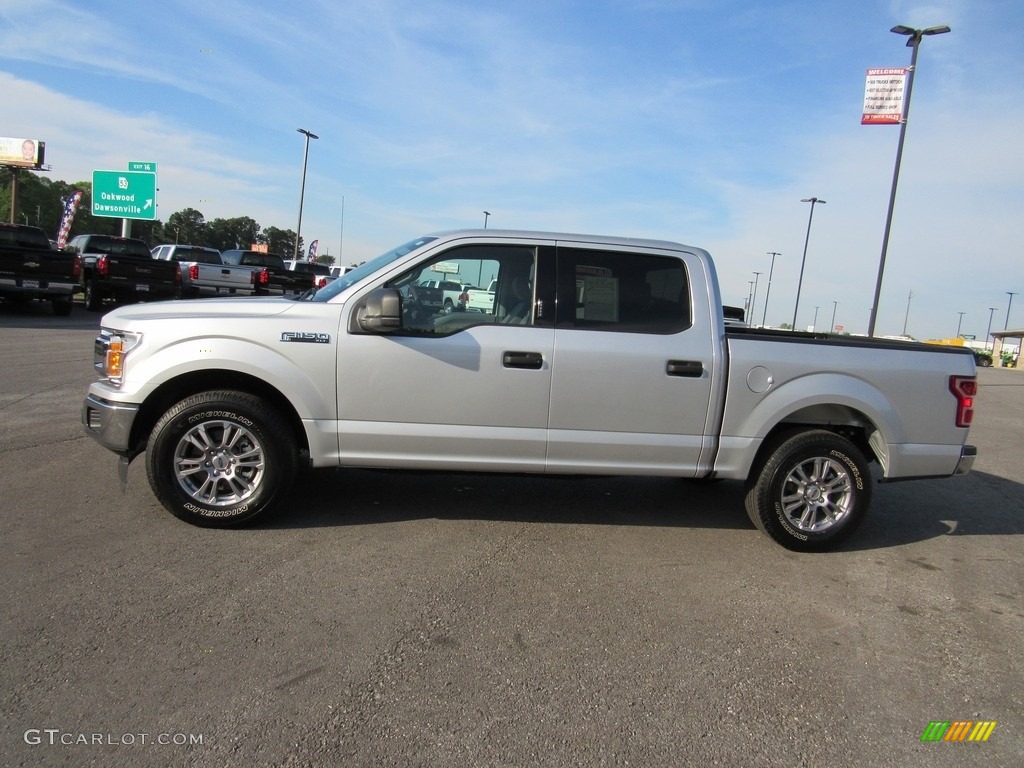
956,311,965,337
830,300,838,333
986,307,998,351
902,290,914,337
762,251,780,327
1005,291,1018,330
793,197,825,330
750,271,762,327
483,211,491,228
294,128,319,261
867,24,950,338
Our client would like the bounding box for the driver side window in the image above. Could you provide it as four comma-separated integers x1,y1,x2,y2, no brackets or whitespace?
386,245,537,334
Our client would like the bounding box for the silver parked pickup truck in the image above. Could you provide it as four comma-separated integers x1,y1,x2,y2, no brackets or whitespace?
151,244,256,298
81,230,977,550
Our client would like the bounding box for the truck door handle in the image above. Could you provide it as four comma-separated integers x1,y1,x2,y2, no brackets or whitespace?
503,351,544,370
666,360,704,377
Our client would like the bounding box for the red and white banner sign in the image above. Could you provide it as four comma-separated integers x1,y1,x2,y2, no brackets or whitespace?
861,68,908,125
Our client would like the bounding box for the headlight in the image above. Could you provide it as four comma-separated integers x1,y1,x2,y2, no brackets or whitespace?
94,329,143,385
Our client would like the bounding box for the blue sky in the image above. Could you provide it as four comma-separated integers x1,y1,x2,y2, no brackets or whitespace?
3,0,1022,338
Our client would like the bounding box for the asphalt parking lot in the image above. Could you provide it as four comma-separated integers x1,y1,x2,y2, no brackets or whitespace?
1,300,1022,767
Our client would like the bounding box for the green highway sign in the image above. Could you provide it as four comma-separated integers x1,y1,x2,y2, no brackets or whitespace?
92,170,157,221
128,161,157,173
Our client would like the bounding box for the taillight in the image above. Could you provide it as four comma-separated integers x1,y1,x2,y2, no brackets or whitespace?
459,291,468,302
188,264,199,281
949,375,977,428
73,254,81,278
96,254,109,277
316,277,327,289
255,268,269,286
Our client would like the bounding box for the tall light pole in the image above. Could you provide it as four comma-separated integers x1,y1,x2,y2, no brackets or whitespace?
762,251,780,326
746,281,755,321
902,290,914,337
793,197,825,330
1005,291,1018,330
986,307,998,351
956,311,965,337
483,211,491,228
867,24,950,337
750,271,762,327
831,300,839,333
294,128,319,261
812,306,820,331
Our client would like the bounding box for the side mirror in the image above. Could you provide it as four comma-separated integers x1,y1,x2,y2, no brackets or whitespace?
355,288,403,333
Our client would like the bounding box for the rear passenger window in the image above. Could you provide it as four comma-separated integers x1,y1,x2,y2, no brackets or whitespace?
556,249,690,333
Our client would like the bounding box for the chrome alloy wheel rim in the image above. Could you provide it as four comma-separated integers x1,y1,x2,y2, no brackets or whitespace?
173,420,265,507
780,456,853,532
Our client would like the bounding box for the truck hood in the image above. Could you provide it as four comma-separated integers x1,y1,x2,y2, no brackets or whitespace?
101,296,300,325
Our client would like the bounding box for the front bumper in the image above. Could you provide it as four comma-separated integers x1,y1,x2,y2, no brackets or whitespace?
81,393,140,457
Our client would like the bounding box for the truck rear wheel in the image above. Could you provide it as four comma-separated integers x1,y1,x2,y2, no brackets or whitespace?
745,429,871,551
52,296,73,316
84,279,102,312
145,391,297,527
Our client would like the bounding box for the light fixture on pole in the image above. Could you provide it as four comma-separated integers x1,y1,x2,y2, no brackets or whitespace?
792,197,825,330
867,24,950,337
956,311,965,338
483,211,491,228
750,271,762,327
812,306,820,331
1005,291,1018,330
762,251,780,326
831,300,838,333
986,307,998,351
294,128,319,261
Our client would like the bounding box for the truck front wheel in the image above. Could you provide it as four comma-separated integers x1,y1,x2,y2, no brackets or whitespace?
145,391,297,527
745,430,872,551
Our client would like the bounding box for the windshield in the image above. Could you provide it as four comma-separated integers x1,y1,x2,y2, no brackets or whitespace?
308,235,437,302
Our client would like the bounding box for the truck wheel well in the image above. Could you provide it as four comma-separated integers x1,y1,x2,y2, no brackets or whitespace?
129,370,309,460
751,405,879,481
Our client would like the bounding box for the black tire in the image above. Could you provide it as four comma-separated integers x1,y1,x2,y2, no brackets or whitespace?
145,390,297,527
443,298,454,314
52,296,73,316
745,429,872,551
84,279,102,312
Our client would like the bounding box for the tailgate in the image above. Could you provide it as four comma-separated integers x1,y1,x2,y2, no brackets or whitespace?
197,264,255,292
105,256,178,296
1,252,78,285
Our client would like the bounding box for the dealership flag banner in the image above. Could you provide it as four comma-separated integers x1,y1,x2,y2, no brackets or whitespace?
307,239,318,262
56,189,84,250
862,68,908,125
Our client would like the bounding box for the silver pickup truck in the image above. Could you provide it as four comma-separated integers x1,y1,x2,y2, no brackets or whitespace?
82,229,977,550
151,244,256,298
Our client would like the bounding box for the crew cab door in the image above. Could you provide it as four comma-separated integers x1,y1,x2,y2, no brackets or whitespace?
545,244,718,476
336,243,555,470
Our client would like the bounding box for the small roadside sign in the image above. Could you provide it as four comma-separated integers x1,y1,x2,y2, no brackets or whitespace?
128,161,158,173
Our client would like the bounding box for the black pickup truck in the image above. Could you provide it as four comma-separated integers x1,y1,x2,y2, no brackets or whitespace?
220,249,307,296
67,234,179,311
0,222,79,316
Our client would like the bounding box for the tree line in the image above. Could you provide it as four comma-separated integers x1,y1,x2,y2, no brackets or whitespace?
1,168,337,263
